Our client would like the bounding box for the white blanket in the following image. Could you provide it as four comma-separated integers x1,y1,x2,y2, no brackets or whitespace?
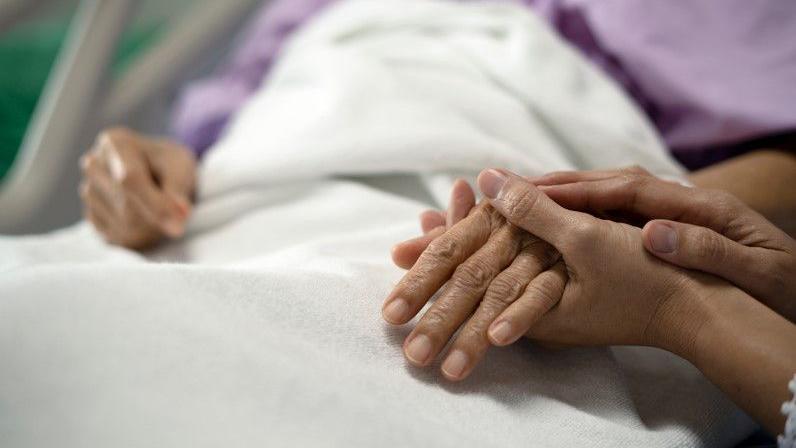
0,1,755,446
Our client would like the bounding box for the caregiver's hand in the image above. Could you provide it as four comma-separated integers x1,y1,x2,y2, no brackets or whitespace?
536,168,796,322
489,168,796,436
383,184,561,381
476,169,706,353
79,128,196,249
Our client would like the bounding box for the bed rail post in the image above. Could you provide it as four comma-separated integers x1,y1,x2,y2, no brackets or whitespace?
0,0,134,233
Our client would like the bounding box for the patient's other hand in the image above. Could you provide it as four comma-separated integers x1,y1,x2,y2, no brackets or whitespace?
79,128,196,249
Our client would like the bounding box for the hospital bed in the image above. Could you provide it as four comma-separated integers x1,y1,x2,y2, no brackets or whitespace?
0,0,264,235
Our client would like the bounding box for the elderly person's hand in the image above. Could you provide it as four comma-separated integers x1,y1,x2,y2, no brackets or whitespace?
79,128,196,249
534,167,796,322
383,179,562,381
383,170,709,381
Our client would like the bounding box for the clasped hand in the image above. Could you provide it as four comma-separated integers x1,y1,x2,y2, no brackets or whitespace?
383,167,796,381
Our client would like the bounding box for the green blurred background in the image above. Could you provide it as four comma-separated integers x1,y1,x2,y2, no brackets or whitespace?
0,14,161,180
0,0,208,183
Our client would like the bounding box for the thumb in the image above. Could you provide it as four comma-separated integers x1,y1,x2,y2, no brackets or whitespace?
642,220,752,282
478,168,590,249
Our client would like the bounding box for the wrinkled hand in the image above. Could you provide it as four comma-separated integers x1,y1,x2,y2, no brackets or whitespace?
536,167,796,322
391,179,478,270
384,180,562,381
385,169,711,381
476,169,708,352
79,128,196,249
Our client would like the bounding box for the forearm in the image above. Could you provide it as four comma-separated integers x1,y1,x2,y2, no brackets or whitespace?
675,280,796,435
687,149,796,235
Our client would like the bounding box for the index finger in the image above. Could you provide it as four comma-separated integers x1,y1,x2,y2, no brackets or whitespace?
538,175,734,235
382,204,497,325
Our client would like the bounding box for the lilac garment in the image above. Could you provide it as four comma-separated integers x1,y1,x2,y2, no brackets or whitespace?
534,0,796,168
170,0,336,158
172,0,796,168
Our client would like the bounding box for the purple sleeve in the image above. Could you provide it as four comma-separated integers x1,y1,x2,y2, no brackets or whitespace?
566,0,796,164
170,0,338,158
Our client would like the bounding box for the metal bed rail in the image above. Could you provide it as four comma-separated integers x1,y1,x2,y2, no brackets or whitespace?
0,0,262,234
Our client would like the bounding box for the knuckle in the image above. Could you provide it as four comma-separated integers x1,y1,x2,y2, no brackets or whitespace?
710,190,742,215
503,187,541,223
618,173,646,190
523,278,560,310
119,170,143,190
456,325,487,345
692,230,726,262
624,165,650,176
419,306,454,332
562,219,599,251
525,238,559,267
451,259,492,291
484,275,525,306
425,236,461,262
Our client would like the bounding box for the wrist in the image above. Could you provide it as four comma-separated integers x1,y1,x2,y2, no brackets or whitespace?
646,273,724,362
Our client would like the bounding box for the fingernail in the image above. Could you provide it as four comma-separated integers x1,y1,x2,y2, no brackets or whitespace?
648,222,677,253
489,320,514,345
405,334,433,365
162,219,185,238
441,350,469,379
478,169,507,199
382,298,409,324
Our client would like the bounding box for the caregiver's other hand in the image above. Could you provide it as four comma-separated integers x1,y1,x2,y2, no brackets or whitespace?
536,168,796,322
79,128,196,249
477,169,708,355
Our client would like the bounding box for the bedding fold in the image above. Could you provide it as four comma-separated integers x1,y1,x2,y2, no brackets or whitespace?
0,1,753,446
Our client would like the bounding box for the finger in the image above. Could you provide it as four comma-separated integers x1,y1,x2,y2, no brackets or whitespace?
531,165,649,186
80,179,118,224
447,179,476,228
391,226,446,269
101,139,185,237
488,261,567,346
150,139,196,193
82,187,117,242
478,168,595,250
402,225,531,367
420,210,446,234
84,205,112,240
382,204,495,325
147,139,195,219
538,175,737,235
642,220,765,293
440,239,558,381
